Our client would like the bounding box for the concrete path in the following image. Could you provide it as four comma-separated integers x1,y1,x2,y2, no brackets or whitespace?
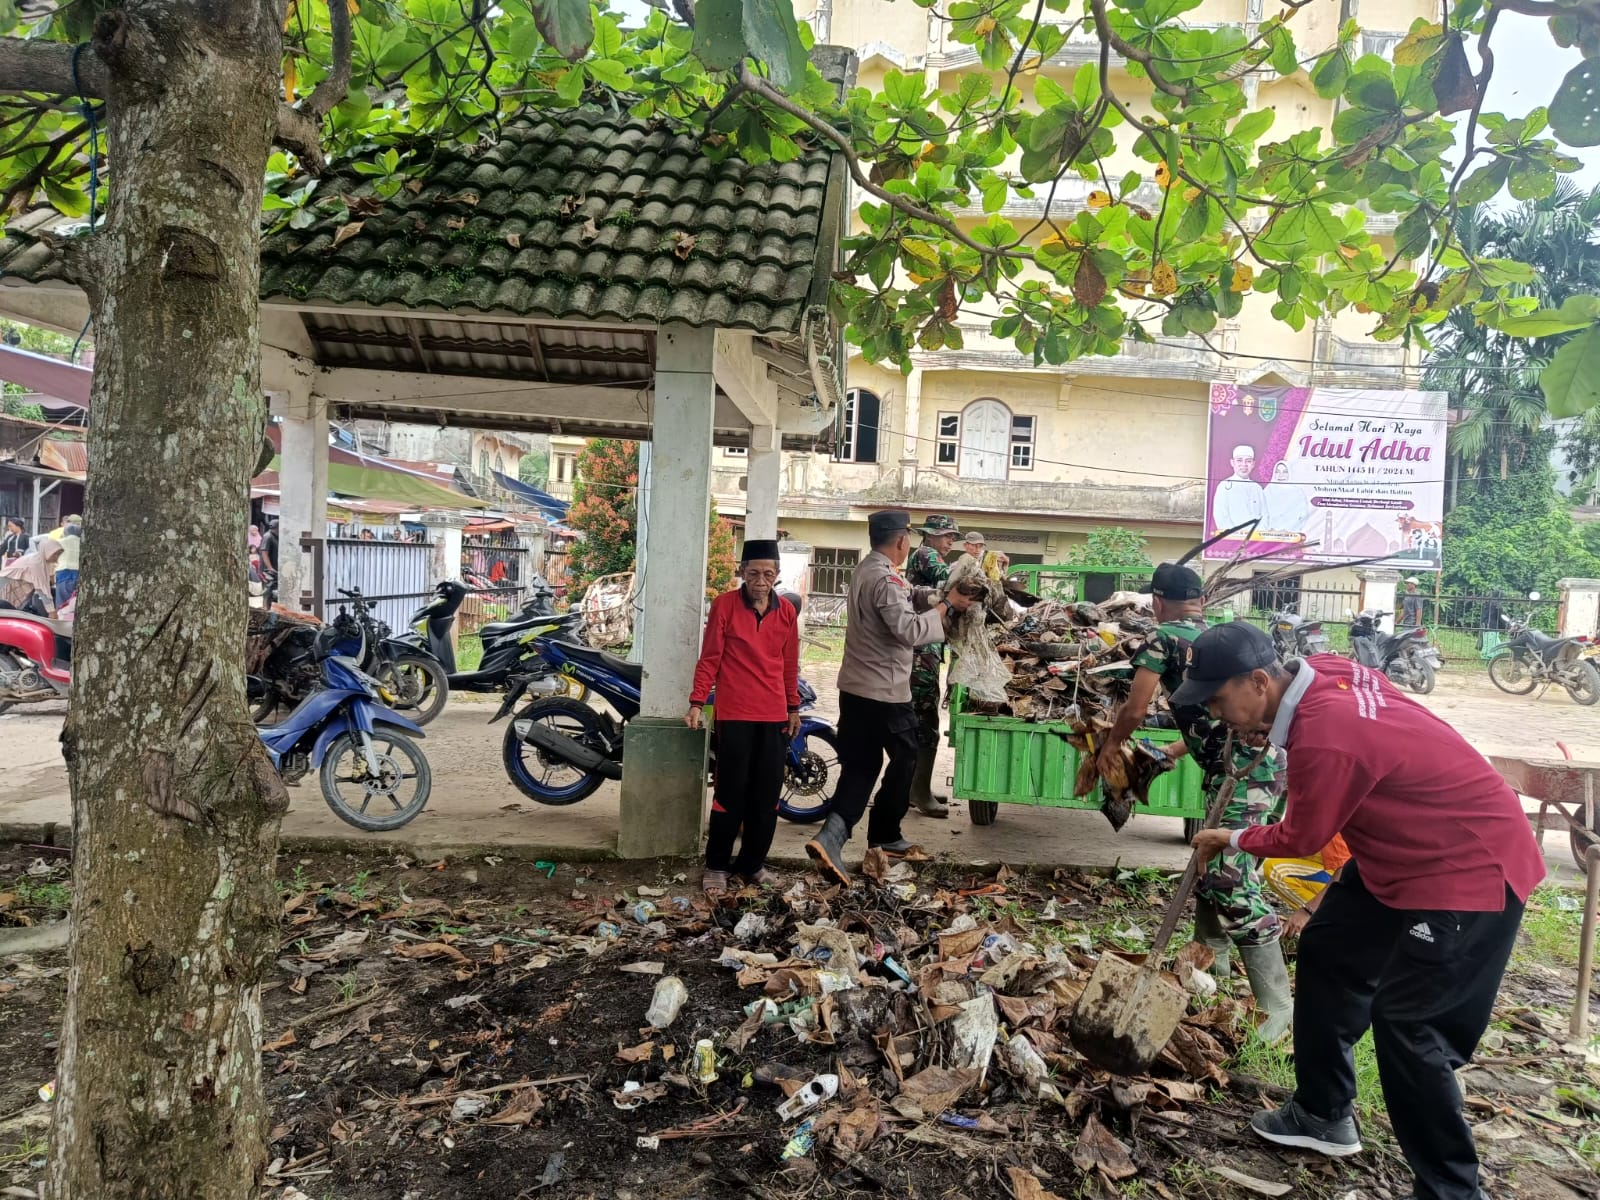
1,670,1594,878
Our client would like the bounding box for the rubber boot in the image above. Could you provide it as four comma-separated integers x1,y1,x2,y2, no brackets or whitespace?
805,813,851,885
1195,900,1232,981
1240,941,1294,1045
908,748,949,818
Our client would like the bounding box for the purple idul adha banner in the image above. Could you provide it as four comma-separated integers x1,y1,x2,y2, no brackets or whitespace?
1202,382,1448,569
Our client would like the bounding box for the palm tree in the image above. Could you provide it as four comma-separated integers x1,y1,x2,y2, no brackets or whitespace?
1424,182,1600,494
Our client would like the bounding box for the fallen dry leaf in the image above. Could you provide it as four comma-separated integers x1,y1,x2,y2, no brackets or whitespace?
505,232,522,249
262,1028,297,1052
579,216,600,241
405,178,423,193
827,1096,881,1157
672,231,696,260
393,940,470,964
1005,1166,1066,1200
891,1066,978,1120
1073,1114,1138,1180
860,847,891,883
1211,1167,1291,1196
536,1000,573,1025
331,221,364,249
486,1085,544,1126
726,1005,765,1054
329,1118,356,1143
445,216,466,231
446,190,480,206
615,1040,655,1064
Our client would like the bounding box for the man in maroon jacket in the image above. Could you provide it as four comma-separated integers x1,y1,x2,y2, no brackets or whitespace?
1178,622,1544,1200
686,539,800,895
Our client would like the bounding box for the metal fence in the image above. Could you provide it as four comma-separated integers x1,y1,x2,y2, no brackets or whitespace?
1245,580,1363,625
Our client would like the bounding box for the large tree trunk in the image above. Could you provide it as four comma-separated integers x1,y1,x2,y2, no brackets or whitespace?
49,5,289,1197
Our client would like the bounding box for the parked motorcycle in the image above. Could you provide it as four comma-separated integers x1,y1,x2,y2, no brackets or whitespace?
442,575,583,697
1347,608,1441,694
257,626,433,830
0,606,72,715
1487,593,1600,705
493,628,841,821
1269,608,1331,659
250,588,450,725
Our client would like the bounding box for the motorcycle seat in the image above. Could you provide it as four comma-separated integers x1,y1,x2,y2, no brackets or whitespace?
1527,630,1571,654
479,613,567,640
3,609,73,641
558,641,643,685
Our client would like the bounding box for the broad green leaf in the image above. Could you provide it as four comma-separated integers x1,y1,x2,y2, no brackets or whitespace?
1508,156,1557,201
980,175,1009,214
1392,21,1446,68
883,69,924,111
1331,105,1391,144
1541,325,1600,417
531,0,594,60
1456,158,1509,206
742,0,809,92
556,63,585,102
1346,72,1398,113
1033,74,1070,111
1071,62,1100,109
692,0,746,71
1231,109,1273,143
1495,296,1600,337
1178,194,1210,243
1550,59,1600,147
1310,49,1349,99
42,177,89,218
585,57,631,89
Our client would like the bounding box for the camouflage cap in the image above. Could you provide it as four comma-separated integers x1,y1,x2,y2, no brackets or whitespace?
918,514,962,536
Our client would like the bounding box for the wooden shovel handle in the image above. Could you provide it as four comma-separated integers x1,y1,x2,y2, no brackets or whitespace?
1148,738,1271,961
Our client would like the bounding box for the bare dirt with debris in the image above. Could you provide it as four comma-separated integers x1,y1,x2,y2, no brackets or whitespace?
3,845,1597,1200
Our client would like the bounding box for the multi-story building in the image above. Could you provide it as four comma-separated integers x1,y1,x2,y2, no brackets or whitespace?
708,0,1429,594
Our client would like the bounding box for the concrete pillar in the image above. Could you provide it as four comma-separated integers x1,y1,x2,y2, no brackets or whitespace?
746,424,780,541
618,326,716,860
276,390,329,612
1357,568,1400,633
1557,578,1600,638
779,540,813,606
421,512,468,583
900,367,923,493
630,440,651,665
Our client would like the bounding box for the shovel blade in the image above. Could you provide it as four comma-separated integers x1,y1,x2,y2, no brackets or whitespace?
1067,952,1188,1076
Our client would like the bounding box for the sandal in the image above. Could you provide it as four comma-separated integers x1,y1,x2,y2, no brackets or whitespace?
741,867,780,887
702,869,730,895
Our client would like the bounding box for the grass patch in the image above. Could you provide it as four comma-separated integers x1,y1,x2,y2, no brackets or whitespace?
1231,1029,1387,1127
1516,882,1586,970
3,875,71,918
455,634,483,674
801,627,846,667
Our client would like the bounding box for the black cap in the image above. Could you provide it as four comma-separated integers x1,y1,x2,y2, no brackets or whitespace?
867,510,912,542
1140,562,1205,600
1170,621,1279,709
741,538,781,563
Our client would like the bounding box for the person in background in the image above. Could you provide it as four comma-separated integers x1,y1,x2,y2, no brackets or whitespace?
904,514,962,819
0,538,63,617
1181,622,1544,1200
52,522,81,608
686,539,800,895
1264,833,1351,935
359,528,376,542
1097,561,1294,1042
46,513,81,541
248,523,263,551
806,510,975,883
962,531,1011,583
1212,446,1264,533
262,519,280,572
1,517,26,563
1399,577,1424,627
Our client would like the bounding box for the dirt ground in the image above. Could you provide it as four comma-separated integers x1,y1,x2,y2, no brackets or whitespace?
3,846,1597,1200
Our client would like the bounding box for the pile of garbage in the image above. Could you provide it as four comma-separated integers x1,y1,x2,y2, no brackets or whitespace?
593,859,1257,1185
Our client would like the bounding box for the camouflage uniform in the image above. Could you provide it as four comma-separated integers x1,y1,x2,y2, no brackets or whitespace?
904,540,950,751
1133,616,1285,948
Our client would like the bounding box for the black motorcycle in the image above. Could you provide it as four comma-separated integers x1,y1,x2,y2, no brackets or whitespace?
1488,599,1600,705
1348,608,1441,695
440,576,584,697
1269,608,1331,659
250,588,450,724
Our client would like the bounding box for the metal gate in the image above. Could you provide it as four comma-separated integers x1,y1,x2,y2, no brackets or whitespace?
320,538,435,632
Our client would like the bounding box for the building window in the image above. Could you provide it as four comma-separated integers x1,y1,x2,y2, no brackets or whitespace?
552,453,575,484
835,388,880,464
1010,415,1036,470
959,397,1012,481
936,413,959,466
725,446,748,457
809,547,860,595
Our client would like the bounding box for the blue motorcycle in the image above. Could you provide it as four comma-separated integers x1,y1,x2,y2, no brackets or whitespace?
492,634,840,822
258,627,433,831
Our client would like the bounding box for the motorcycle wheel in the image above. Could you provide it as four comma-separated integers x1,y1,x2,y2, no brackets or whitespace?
378,654,449,726
1566,660,1600,706
318,727,432,831
250,689,281,724
502,696,608,805
0,649,22,717
1488,652,1538,695
778,726,841,824
1409,659,1437,695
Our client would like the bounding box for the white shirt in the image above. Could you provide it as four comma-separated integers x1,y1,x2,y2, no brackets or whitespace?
1262,482,1312,534
1212,477,1264,534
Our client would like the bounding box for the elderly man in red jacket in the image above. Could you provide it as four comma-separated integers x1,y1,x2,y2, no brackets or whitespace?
1179,622,1544,1200
686,539,800,895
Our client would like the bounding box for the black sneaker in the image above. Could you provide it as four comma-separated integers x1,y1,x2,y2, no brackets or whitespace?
1249,1100,1362,1157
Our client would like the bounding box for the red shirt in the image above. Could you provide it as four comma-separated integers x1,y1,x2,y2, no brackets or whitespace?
688,587,800,722
1238,656,1544,912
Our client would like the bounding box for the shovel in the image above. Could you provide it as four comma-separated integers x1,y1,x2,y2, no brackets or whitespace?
1068,742,1267,1075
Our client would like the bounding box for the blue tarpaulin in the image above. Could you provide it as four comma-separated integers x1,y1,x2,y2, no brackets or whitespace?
493,470,570,521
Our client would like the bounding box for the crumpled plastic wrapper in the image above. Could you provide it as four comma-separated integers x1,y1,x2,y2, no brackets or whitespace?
944,554,1011,703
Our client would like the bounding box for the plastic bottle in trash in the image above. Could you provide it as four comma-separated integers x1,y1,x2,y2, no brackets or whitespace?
776,1073,839,1121
645,976,688,1028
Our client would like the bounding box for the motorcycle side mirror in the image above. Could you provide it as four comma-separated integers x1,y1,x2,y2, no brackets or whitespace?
1528,591,1542,602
